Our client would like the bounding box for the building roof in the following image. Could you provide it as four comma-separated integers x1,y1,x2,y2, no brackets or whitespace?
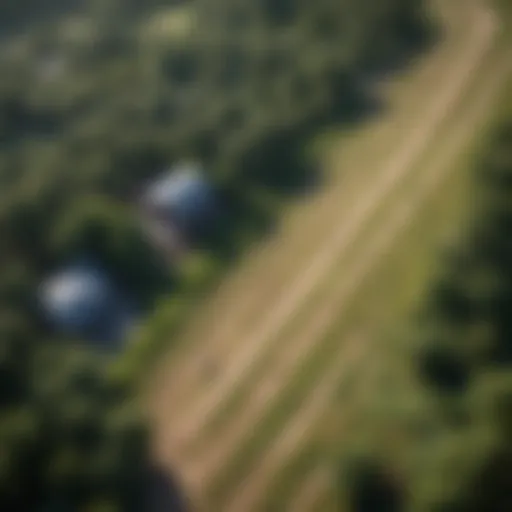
40,262,130,344
143,163,216,229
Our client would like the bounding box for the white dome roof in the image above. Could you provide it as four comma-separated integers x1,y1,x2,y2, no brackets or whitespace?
144,163,215,225
40,264,116,332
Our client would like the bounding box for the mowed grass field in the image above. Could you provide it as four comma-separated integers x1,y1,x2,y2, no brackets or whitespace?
144,1,512,510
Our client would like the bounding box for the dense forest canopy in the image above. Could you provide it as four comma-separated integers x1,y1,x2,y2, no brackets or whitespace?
0,0,431,509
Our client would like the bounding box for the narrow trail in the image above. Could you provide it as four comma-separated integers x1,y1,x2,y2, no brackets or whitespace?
181,133,462,484
154,0,495,454
269,327,391,512
183,214,405,485
221,339,369,512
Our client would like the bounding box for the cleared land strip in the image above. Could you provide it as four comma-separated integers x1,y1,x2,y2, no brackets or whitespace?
146,0,471,416
184,215,404,486
237,38,512,512
220,338,370,512
272,365,383,512
154,0,494,459
262,326,389,512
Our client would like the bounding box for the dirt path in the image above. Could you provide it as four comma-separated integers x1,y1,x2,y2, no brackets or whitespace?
221,339,369,512
181,139,464,485
183,216,407,485
152,0,494,456
221,21,511,512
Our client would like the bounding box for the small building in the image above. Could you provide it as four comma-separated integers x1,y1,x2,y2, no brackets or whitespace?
39,261,134,348
141,162,218,240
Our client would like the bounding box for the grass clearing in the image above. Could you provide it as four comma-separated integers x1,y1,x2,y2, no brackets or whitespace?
204,343,342,502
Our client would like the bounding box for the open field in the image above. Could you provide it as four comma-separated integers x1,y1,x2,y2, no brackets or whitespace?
145,0,512,510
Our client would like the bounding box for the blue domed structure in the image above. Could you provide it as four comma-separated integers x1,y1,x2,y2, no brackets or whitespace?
39,262,133,347
143,163,217,237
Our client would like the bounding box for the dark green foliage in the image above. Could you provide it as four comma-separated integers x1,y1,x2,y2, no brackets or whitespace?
0,0,431,509
0,1,84,35
259,0,298,26
342,455,404,512
0,342,148,511
162,46,201,85
460,447,512,512
418,345,470,393
49,196,172,303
